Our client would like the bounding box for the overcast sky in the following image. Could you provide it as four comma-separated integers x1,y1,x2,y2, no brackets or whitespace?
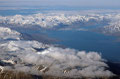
0,0,120,7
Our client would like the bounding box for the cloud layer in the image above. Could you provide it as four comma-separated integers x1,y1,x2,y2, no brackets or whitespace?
0,27,114,78
0,27,21,40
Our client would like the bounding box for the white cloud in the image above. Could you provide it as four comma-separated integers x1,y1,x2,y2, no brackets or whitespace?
0,27,114,78
0,40,114,77
0,27,21,40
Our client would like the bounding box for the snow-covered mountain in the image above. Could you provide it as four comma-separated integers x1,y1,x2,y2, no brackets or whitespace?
1,13,120,34
0,13,109,28
104,21,120,33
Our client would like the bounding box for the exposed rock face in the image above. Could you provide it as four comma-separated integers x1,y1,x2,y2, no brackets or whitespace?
35,65,49,73
0,70,119,79
0,70,42,79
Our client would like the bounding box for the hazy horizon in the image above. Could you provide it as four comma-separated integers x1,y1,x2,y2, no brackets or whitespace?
0,0,120,8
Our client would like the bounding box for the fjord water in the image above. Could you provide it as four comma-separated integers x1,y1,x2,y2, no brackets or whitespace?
19,27,120,62
43,30,120,62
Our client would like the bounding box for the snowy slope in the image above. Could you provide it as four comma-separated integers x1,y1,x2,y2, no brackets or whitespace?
1,13,120,34
0,13,109,28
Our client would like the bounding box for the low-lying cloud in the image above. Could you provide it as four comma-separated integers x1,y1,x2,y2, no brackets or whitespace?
0,27,21,40
0,27,114,78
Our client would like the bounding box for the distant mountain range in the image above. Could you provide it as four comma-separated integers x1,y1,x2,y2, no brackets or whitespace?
0,13,120,35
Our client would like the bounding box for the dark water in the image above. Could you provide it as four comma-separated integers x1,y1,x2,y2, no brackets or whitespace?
8,27,120,62
41,30,120,62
